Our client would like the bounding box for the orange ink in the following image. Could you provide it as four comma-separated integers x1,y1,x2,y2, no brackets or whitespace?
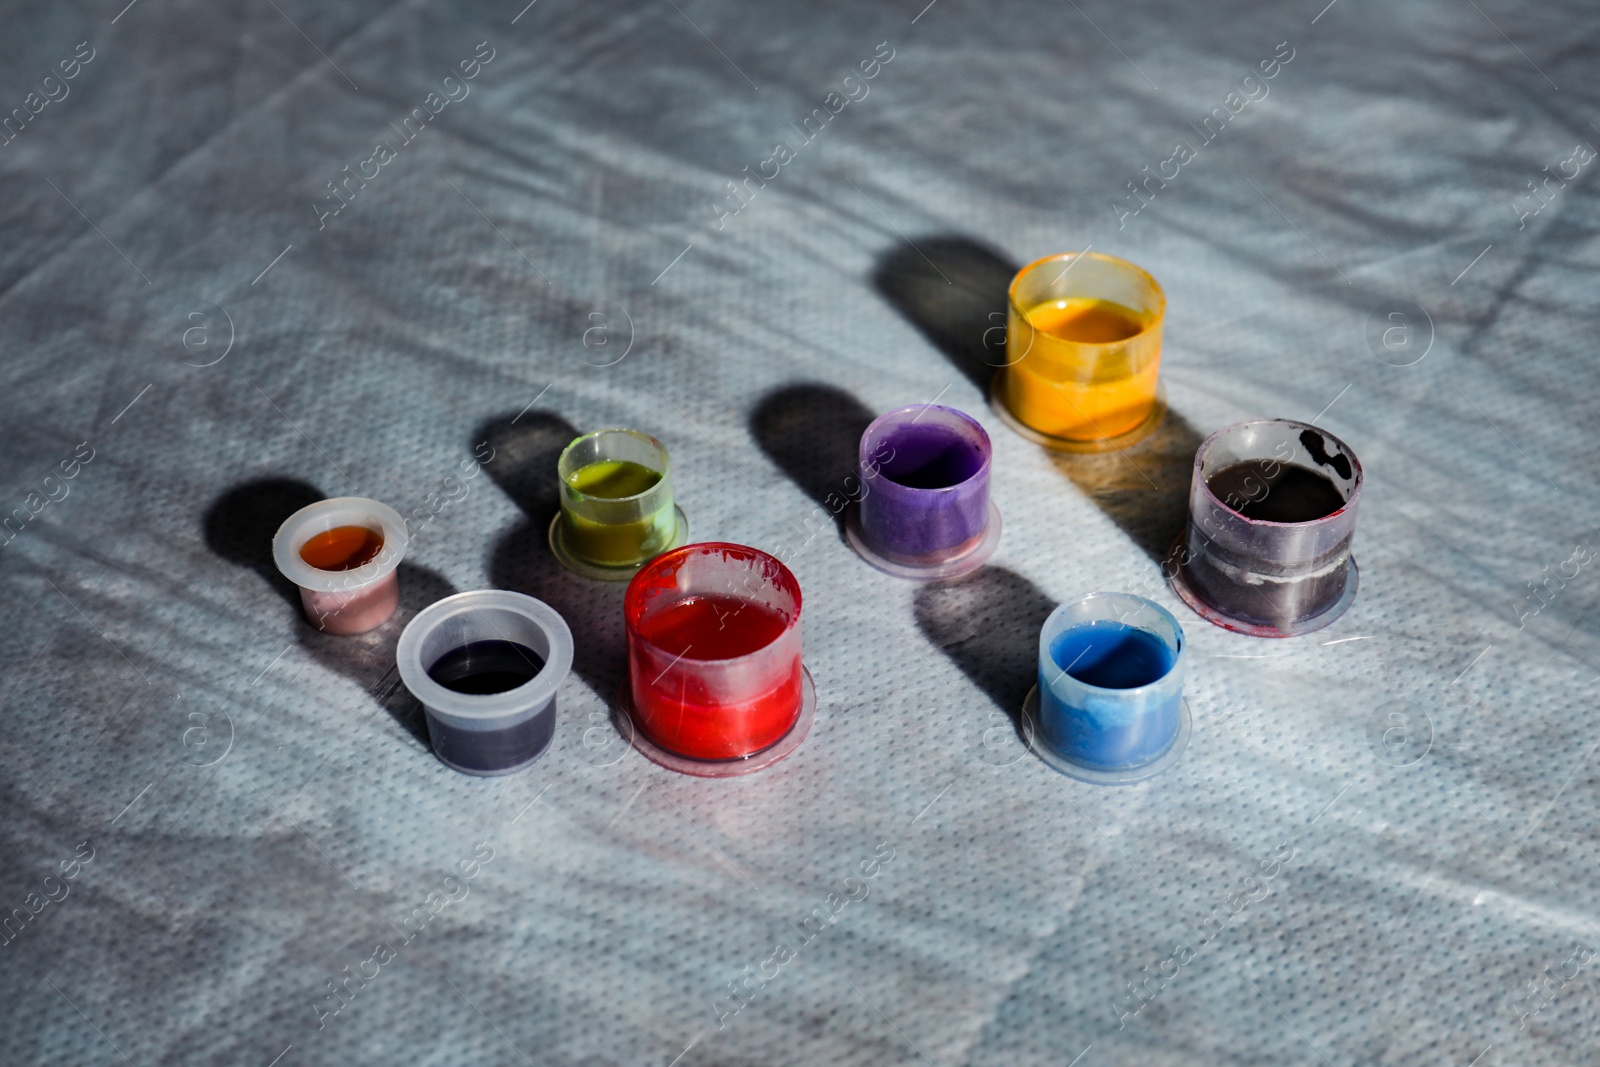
299,525,384,571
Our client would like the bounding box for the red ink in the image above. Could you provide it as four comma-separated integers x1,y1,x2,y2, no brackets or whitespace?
634,595,790,660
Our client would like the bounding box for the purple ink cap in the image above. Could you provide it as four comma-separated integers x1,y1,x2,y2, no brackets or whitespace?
1168,418,1363,638
846,404,1002,581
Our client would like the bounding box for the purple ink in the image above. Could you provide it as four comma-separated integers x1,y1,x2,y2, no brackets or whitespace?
849,404,1001,580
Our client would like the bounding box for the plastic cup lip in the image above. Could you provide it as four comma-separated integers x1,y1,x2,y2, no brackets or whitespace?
559,428,671,504
1007,251,1167,347
1039,592,1186,698
1193,418,1364,529
272,497,409,594
395,590,574,724
625,542,802,666
861,404,993,495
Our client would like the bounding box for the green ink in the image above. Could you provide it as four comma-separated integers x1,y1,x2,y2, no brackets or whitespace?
566,460,661,499
562,459,672,564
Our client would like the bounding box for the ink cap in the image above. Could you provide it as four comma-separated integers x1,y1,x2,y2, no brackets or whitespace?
620,542,815,777
396,590,574,776
272,496,409,635
1169,419,1362,638
846,404,1002,581
1021,592,1191,785
992,252,1167,453
549,428,689,581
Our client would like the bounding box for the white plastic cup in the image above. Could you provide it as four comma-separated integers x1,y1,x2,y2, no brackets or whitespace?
272,497,409,635
396,590,574,776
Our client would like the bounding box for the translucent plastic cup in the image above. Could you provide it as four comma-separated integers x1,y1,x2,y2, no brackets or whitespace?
993,252,1166,452
272,497,408,635
622,542,814,776
549,428,688,580
846,404,1002,581
396,590,574,776
1022,593,1190,785
1170,419,1363,638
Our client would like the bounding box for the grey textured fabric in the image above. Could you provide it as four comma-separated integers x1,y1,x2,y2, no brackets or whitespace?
1,0,1596,1064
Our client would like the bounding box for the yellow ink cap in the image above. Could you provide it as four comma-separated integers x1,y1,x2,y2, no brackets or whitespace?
993,252,1167,452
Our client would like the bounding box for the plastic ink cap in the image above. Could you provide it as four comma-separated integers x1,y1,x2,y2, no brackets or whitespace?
846,404,1002,581
1022,592,1190,785
549,428,689,581
272,497,409,635
992,252,1167,452
1169,419,1362,638
621,542,814,777
396,590,574,776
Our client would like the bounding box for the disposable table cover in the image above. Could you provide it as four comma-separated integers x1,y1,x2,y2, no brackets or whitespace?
0,0,1597,1064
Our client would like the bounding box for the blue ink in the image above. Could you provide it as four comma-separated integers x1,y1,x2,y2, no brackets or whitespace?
1050,622,1173,689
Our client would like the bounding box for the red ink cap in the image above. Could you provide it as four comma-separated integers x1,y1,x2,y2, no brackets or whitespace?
622,542,815,776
